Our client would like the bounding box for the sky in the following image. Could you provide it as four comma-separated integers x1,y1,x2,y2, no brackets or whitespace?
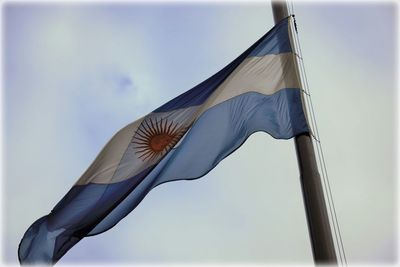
1,0,398,265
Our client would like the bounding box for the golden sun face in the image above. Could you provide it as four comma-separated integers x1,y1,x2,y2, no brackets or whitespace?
132,117,186,162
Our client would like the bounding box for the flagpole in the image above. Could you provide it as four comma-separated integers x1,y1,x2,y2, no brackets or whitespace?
271,1,337,264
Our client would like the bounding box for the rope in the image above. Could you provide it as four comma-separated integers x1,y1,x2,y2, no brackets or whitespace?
288,2,348,265
293,18,346,267
293,12,348,267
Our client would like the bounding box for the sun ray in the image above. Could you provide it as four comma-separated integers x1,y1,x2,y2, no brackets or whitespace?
137,124,151,135
170,122,178,134
139,150,154,159
158,118,163,133
133,137,147,144
149,118,157,135
166,120,173,135
156,118,162,133
163,118,168,133
144,120,156,136
142,151,155,161
135,129,151,139
133,146,150,150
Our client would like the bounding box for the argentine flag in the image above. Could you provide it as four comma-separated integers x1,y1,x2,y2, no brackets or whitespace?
19,16,309,264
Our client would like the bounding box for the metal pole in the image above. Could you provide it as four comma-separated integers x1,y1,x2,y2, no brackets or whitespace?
271,1,337,264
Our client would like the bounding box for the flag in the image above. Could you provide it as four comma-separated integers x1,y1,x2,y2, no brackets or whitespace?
18,16,308,264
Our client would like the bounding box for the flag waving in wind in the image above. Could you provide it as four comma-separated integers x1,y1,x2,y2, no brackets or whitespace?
19,16,309,264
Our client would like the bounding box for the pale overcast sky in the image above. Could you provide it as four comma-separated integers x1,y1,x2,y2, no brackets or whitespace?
2,1,398,264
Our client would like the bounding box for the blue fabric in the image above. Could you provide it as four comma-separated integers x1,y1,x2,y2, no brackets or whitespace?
18,89,309,264
248,16,292,57
18,167,153,264
153,17,291,113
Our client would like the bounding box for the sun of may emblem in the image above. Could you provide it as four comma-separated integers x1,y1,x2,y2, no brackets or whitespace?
132,117,187,161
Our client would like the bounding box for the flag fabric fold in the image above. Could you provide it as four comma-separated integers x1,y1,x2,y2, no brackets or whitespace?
19,16,308,264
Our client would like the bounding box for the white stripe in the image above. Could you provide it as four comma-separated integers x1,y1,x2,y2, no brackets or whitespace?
75,52,299,185
197,52,300,115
